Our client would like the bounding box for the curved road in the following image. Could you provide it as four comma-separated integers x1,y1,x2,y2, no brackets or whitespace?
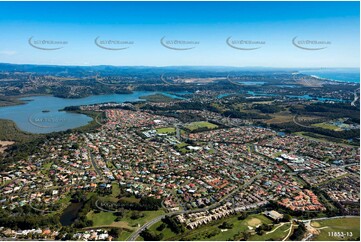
126,174,262,241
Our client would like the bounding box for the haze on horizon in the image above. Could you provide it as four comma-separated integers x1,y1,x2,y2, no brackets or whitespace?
0,1,359,68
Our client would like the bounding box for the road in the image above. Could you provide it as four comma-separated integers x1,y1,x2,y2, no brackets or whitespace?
88,148,102,177
293,115,311,128
226,74,243,86
351,88,359,107
126,174,262,241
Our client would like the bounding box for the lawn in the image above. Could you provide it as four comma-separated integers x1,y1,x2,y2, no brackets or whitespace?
111,183,121,198
312,217,360,241
117,229,133,241
185,121,218,131
87,211,117,226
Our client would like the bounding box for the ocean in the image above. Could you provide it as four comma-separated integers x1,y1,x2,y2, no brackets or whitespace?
299,68,360,83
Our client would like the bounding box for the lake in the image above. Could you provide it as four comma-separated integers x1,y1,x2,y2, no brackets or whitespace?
60,202,84,226
0,91,181,134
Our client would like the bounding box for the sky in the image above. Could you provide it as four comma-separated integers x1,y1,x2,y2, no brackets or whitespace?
0,1,359,67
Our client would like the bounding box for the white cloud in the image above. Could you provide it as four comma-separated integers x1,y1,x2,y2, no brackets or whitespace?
0,50,17,56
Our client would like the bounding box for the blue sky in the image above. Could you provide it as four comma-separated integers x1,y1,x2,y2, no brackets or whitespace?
0,1,359,67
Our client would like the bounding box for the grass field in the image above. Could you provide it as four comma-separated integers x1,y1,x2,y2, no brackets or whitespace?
312,217,360,241
156,127,176,134
185,121,218,132
117,229,133,241
311,122,342,131
87,211,117,226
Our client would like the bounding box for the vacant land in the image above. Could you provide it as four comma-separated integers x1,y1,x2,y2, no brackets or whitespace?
311,217,360,241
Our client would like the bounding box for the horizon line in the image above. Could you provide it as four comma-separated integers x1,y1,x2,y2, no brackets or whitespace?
0,62,359,70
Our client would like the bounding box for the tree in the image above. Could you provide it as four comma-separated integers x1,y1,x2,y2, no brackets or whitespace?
219,222,233,229
282,214,292,222
156,223,166,231
238,212,248,220
109,228,121,238
130,211,144,220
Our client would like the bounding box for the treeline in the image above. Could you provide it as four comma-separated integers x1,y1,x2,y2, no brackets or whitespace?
0,209,60,230
140,228,164,241
290,102,360,123
116,196,162,211
161,216,185,234
72,194,96,228
51,83,131,99
223,110,271,120
270,122,359,141
290,222,306,241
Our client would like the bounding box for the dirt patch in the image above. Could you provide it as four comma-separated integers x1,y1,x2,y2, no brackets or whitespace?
311,221,320,228
110,221,135,230
247,218,262,227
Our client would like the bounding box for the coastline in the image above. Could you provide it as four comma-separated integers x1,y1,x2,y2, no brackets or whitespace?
303,73,360,84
